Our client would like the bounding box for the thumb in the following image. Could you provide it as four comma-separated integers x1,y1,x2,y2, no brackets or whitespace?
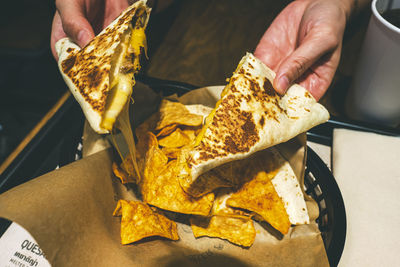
56,0,95,48
274,31,339,94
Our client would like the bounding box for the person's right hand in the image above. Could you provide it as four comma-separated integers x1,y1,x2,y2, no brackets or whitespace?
51,0,129,61
254,0,353,100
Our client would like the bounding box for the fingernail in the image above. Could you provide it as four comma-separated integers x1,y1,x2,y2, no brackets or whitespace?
77,30,90,47
276,76,289,94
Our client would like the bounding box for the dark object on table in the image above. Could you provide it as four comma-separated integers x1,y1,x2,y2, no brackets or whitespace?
381,8,400,29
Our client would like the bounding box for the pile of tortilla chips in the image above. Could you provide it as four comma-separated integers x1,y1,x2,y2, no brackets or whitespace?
113,99,306,247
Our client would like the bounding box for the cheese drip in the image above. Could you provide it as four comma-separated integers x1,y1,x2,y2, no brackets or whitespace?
113,101,141,181
100,30,133,131
100,16,147,131
130,26,147,71
103,10,148,180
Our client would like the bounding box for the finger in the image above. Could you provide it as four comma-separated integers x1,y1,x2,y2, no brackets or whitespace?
50,11,67,61
299,46,342,101
274,29,339,95
56,0,95,48
254,38,281,71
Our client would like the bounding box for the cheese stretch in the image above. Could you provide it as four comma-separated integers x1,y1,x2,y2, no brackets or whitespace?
100,24,147,131
104,12,148,180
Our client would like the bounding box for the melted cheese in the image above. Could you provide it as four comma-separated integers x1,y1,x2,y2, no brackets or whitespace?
114,101,141,181
101,75,133,131
104,16,148,180
130,26,147,71
101,21,147,132
100,28,132,131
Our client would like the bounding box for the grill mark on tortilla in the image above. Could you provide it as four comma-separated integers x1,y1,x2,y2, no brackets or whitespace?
263,78,277,97
304,91,312,98
120,65,135,74
196,91,259,160
87,66,104,88
61,55,76,74
59,5,141,115
191,59,297,166
259,116,265,127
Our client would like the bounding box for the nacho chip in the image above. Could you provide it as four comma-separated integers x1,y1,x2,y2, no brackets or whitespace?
143,132,169,182
161,147,182,159
181,168,234,197
158,128,191,148
159,128,197,159
156,124,178,137
112,162,136,184
113,200,179,244
226,171,291,235
180,149,270,197
181,128,197,141
190,216,256,247
156,100,203,130
140,159,214,216
212,189,251,218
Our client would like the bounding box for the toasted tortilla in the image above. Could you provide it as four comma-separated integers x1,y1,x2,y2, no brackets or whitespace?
185,53,329,182
55,0,151,133
269,148,310,225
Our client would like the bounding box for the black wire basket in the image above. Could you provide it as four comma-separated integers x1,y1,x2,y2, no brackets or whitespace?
0,76,347,267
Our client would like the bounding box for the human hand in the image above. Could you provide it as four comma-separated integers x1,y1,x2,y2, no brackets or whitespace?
51,0,130,61
254,0,353,100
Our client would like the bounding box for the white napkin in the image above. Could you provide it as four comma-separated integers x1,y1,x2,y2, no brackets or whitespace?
332,128,400,267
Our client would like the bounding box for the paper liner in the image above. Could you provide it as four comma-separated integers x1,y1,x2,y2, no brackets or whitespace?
0,82,328,266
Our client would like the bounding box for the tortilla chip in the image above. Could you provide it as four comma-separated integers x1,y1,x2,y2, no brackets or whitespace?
181,169,234,197
161,147,181,159
156,100,203,130
226,171,291,235
143,132,169,184
158,128,191,148
190,216,256,247
113,200,179,244
212,189,251,218
112,162,136,184
181,149,270,197
140,159,214,216
181,128,197,141
156,124,178,137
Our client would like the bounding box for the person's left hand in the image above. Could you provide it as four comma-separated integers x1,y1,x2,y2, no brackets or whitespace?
51,0,129,61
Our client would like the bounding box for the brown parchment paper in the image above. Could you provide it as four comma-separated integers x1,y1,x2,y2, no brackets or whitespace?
0,83,328,267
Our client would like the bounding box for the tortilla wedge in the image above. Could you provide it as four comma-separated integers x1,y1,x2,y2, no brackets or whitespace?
184,53,329,183
55,0,151,133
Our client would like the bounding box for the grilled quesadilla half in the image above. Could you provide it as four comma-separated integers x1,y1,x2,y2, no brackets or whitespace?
56,0,151,134
181,53,329,186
